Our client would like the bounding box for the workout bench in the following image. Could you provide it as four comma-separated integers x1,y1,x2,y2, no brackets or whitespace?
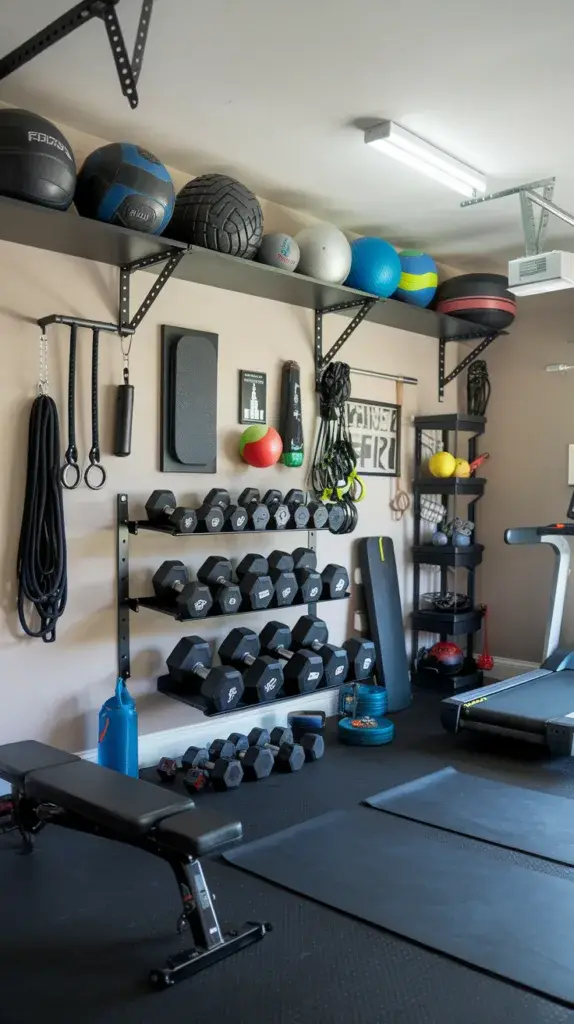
0,740,270,989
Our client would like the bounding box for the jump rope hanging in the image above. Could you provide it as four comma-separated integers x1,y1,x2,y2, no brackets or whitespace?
17,330,67,642
310,361,364,533
61,322,106,489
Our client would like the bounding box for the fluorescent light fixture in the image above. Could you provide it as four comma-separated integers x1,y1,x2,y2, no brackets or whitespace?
546,364,574,372
364,121,486,198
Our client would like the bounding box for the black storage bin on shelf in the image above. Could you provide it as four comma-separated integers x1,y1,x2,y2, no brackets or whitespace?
412,413,486,693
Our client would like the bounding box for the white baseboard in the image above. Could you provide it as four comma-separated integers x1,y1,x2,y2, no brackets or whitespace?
76,688,340,768
490,656,537,681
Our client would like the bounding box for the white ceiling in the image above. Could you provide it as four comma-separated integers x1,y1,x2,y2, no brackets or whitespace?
1,0,574,268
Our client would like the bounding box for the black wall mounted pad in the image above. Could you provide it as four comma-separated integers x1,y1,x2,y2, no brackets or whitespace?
161,325,218,473
365,766,574,868
225,805,574,1007
359,537,411,711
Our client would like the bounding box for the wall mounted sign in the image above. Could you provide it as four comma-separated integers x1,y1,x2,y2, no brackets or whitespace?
345,398,400,477
239,370,267,424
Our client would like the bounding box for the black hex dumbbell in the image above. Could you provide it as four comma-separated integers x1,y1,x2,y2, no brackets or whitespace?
219,626,284,703
343,636,377,680
306,500,329,530
300,733,325,762
292,547,318,571
327,503,346,533
166,636,244,712
145,489,197,534
267,550,298,606
195,490,226,533
152,560,213,619
247,726,305,772
284,489,310,529
321,563,350,599
294,564,322,603
238,488,270,530
291,615,349,686
156,756,178,782
235,553,274,610
226,733,275,780
202,488,248,532
259,621,323,694
197,556,242,614
262,489,290,530
182,742,243,792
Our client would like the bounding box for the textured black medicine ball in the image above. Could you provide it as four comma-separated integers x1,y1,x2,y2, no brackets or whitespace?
0,108,76,210
168,173,264,258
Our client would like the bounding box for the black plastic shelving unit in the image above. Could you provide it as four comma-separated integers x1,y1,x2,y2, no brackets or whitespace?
412,413,487,693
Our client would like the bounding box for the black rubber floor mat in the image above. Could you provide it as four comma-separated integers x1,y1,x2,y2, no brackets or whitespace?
224,806,574,1007
364,767,574,866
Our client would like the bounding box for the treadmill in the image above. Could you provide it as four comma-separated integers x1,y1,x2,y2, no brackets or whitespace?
441,523,574,755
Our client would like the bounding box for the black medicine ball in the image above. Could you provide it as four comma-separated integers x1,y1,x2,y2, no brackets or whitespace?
169,173,263,259
0,108,76,210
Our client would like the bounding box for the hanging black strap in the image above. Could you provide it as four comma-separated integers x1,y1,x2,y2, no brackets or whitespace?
60,324,80,489
84,328,106,490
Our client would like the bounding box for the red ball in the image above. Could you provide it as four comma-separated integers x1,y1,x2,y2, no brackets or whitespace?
239,425,283,468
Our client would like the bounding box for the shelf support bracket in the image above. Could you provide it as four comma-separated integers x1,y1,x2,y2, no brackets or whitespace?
119,247,186,334
0,0,154,110
438,332,499,402
117,493,131,680
314,299,377,388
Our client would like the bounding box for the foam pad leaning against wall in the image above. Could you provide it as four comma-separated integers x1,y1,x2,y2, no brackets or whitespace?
435,273,517,332
161,325,218,473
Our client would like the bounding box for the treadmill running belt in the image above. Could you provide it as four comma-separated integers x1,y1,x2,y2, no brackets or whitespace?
224,807,574,1007
365,767,574,866
464,672,574,723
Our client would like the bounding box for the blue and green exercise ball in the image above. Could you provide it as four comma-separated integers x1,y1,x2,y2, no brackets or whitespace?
345,237,402,298
394,250,438,308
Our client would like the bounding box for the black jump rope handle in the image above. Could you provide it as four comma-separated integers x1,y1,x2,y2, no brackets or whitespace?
114,384,134,457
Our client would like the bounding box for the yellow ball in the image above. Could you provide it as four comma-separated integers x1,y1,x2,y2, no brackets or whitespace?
428,451,456,478
454,458,471,478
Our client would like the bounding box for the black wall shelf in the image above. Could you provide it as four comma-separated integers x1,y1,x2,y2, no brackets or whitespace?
130,593,350,622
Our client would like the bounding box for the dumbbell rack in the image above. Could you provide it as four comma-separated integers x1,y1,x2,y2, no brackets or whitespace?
116,494,352,715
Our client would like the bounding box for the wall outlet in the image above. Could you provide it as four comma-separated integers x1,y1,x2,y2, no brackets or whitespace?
568,445,574,485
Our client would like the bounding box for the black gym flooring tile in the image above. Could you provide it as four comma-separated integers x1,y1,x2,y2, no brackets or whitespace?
2,689,574,1024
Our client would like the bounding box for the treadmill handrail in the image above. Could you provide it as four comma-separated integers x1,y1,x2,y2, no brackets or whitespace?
504,528,570,660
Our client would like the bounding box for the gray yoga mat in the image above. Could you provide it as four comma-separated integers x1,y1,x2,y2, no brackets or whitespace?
224,807,574,1006
365,767,574,867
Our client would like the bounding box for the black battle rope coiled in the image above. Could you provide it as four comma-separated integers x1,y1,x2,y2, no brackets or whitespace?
467,359,491,416
17,395,67,641
311,361,356,497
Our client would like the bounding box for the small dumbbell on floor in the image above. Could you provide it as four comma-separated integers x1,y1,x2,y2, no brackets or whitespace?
166,636,245,712
237,488,270,530
156,756,178,782
219,626,284,703
259,621,324,694
181,741,243,791
145,489,197,533
225,733,275,780
247,727,305,772
291,615,349,686
152,560,213,619
197,556,242,614
235,554,274,610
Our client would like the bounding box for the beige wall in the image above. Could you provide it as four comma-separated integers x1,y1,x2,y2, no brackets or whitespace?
480,290,574,662
0,237,458,751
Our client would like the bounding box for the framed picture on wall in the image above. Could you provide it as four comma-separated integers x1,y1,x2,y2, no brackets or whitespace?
345,398,400,477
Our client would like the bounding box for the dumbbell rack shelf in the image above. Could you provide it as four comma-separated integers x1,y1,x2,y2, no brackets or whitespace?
127,520,329,537
117,493,339,695
156,673,359,719
129,593,350,622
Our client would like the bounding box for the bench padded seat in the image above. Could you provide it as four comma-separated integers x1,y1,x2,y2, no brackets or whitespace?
25,758,194,838
0,740,79,785
157,809,242,858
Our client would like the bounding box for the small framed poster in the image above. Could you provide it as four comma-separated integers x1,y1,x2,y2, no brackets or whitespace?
345,398,400,477
239,370,267,424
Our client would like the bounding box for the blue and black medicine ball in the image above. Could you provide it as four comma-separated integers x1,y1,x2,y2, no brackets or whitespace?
74,142,175,234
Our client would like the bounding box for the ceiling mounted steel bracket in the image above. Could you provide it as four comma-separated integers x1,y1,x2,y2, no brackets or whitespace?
0,0,154,109
461,177,561,256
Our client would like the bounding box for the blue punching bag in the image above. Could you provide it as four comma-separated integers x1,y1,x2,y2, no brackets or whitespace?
98,678,138,777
